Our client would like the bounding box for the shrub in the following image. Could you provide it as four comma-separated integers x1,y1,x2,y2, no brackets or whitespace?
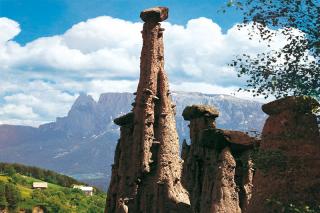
5,183,21,210
0,182,7,209
266,198,320,213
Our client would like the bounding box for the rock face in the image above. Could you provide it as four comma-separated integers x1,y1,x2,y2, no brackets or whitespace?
181,105,256,213
106,7,190,213
247,96,320,212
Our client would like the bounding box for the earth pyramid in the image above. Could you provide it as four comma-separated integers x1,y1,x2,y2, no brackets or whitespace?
106,7,191,213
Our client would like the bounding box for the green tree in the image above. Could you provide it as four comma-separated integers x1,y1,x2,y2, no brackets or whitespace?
4,165,16,177
0,182,7,209
5,183,21,210
227,0,319,99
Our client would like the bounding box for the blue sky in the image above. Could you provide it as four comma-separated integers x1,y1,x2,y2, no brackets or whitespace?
0,0,283,126
0,0,241,44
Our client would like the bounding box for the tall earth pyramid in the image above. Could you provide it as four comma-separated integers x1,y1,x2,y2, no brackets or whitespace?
106,7,191,213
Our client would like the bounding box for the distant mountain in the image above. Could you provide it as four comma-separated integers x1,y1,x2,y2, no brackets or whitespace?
0,92,267,191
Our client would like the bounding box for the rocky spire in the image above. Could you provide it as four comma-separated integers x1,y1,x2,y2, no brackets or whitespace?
106,7,190,213
181,105,255,213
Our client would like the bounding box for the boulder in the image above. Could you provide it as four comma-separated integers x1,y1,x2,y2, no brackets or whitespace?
140,7,169,22
262,96,319,115
182,105,219,121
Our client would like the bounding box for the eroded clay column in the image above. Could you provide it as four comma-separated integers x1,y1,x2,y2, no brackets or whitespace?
181,105,255,213
107,7,191,213
134,7,190,212
106,113,135,213
132,7,169,176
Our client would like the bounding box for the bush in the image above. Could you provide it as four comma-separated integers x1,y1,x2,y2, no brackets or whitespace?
30,187,106,212
0,182,8,209
3,165,16,177
266,198,320,213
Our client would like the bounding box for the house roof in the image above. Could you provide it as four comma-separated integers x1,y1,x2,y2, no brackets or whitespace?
33,182,48,188
73,185,93,191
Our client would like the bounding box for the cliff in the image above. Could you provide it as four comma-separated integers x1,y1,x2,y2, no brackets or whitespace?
247,96,320,212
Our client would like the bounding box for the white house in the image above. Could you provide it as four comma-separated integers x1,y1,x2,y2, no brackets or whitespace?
73,185,94,196
32,182,48,189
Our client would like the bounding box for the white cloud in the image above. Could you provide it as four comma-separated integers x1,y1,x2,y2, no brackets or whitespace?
63,16,142,54
0,18,20,44
0,104,38,119
0,81,78,125
163,19,285,86
0,16,286,126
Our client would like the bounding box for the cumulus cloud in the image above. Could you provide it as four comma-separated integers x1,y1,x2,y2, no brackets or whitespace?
0,16,286,126
0,18,20,44
0,104,37,119
0,80,78,125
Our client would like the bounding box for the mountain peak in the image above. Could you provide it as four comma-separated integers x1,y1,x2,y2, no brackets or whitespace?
74,93,95,105
70,93,96,112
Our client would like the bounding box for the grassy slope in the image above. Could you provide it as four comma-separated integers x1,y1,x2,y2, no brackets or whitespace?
0,173,106,212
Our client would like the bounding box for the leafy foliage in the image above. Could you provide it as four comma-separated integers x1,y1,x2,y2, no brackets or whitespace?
0,181,22,210
266,198,320,213
3,165,16,177
30,188,106,212
227,0,320,99
0,182,8,209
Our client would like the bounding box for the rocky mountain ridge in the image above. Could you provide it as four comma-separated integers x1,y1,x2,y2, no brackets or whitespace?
0,92,266,190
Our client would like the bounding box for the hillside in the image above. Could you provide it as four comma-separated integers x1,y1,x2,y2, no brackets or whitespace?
0,163,106,212
0,92,267,190
0,163,87,188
